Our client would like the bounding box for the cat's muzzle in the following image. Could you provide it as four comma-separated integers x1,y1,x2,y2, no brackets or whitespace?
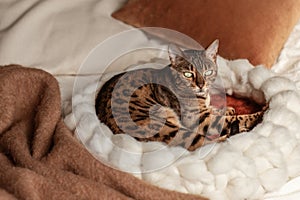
194,88,207,98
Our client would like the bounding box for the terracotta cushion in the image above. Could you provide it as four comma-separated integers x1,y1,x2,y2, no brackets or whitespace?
209,94,261,115
113,0,300,68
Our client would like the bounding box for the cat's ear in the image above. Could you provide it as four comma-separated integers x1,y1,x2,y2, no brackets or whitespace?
205,39,219,62
168,43,185,66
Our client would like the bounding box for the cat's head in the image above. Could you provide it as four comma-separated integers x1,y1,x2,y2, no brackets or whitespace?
168,40,219,98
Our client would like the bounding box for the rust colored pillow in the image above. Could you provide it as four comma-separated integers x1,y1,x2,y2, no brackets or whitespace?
113,0,300,68
210,94,262,115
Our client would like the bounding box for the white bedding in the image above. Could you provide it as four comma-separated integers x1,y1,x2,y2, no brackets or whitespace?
67,56,300,200
1,1,300,200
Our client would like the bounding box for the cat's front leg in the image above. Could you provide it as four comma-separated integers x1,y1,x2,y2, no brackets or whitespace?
211,106,235,116
223,109,265,137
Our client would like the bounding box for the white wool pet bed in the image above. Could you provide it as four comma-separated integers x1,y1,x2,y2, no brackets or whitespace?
1,0,300,200
66,52,300,200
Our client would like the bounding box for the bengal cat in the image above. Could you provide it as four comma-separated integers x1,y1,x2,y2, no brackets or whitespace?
95,40,265,151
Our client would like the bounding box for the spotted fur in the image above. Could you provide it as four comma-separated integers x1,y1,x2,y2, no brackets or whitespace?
96,40,265,151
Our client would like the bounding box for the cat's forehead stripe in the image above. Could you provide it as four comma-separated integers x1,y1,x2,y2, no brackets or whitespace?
191,55,207,72
183,50,211,72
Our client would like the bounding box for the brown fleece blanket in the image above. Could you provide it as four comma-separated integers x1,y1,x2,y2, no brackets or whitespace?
0,65,207,200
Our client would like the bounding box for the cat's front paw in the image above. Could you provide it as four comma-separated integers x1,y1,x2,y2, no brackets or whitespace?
225,107,235,116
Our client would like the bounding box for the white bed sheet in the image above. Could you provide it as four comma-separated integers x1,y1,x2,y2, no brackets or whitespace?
0,0,131,74
1,1,300,200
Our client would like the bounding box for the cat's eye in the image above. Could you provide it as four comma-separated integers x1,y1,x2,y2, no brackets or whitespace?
183,72,193,78
204,70,213,77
